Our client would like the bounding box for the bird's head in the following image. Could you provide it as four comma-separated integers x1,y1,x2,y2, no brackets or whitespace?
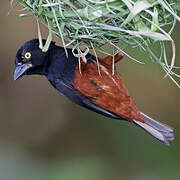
14,39,55,80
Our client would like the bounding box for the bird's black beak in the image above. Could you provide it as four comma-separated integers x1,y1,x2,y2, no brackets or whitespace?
14,63,32,80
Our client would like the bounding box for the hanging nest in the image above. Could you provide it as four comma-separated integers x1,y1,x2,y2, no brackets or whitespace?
11,0,180,86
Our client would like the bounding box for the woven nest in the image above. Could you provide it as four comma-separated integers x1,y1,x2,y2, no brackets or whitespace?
12,0,180,86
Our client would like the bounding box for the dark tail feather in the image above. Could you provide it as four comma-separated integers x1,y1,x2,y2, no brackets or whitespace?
133,112,174,146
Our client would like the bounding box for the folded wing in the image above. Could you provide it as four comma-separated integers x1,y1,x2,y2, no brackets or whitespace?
71,59,174,146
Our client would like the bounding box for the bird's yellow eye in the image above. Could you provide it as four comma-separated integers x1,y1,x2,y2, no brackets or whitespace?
25,52,31,59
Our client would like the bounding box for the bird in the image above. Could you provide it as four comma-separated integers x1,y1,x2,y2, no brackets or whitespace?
14,39,174,146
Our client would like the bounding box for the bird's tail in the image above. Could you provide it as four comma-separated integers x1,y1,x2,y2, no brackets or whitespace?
132,112,174,146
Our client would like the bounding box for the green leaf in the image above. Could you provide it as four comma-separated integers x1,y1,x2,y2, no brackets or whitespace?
158,0,180,22
151,7,159,32
94,45,112,56
121,0,158,27
18,0,33,10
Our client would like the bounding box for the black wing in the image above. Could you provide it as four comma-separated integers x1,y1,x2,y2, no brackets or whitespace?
49,78,121,119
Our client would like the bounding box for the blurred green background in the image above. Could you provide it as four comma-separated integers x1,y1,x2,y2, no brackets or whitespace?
0,1,180,180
